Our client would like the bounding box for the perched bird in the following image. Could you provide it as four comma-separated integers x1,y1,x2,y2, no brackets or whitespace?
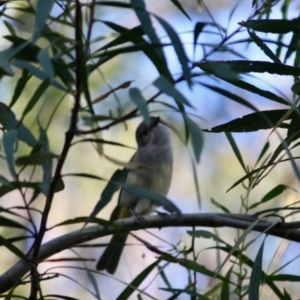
96,116,173,274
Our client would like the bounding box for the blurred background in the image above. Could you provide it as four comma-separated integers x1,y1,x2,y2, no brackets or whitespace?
0,0,300,299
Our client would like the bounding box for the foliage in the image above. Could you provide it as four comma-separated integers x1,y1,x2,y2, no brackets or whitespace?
0,0,299,299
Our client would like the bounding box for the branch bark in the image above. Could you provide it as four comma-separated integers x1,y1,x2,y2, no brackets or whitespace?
1,212,300,293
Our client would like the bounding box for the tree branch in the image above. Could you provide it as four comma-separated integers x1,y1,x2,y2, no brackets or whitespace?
1,212,300,293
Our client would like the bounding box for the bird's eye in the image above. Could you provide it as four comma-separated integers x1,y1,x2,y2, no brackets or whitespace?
142,130,148,136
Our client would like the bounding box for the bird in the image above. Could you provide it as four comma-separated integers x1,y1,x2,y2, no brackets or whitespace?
96,116,173,274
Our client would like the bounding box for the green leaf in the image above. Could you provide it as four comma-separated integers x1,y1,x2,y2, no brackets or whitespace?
0,181,41,197
99,26,144,51
3,130,17,179
130,0,167,73
225,132,247,173
239,18,300,33
33,0,55,41
211,198,231,213
50,216,106,229
17,124,37,148
203,110,291,133
216,245,284,298
12,59,66,91
153,75,193,107
86,169,128,224
0,48,14,76
178,259,229,282
249,184,290,209
3,20,16,36
221,267,232,300
249,241,264,300
100,21,172,81
255,141,270,166
268,274,300,281
0,103,37,147
0,234,26,259
155,15,191,87
261,184,289,202
53,176,65,193
0,216,28,231
129,88,150,124
170,0,190,20
4,35,39,62
198,60,300,76
119,183,181,214
184,115,203,163
247,30,281,64
200,82,258,111
193,22,207,50
21,79,50,121
15,152,57,166
9,69,31,108
37,47,55,79
116,261,159,300
190,154,201,208
161,288,210,299
284,32,300,63
291,82,300,95
187,230,226,244
214,219,261,278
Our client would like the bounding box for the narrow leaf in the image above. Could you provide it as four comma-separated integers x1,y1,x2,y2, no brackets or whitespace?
0,216,28,231
3,130,17,179
187,230,226,244
211,198,231,213
130,0,166,69
21,79,50,121
37,47,55,79
12,59,66,91
184,116,203,163
249,241,264,300
119,183,181,214
129,88,150,124
33,0,54,40
155,15,191,87
0,234,26,259
221,267,232,300
198,60,300,76
200,82,258,111
9,69,31,108
153,75,193,107
240,18,300,34
86,169,128,224
204,109,290,133
225,132,247,173
247,30,281,64
15,152,57,166
117,261,159,300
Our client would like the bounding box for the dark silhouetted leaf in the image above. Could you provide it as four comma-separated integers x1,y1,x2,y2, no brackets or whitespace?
240,18,300,33
87,169,128,224
15,152,57,166
187,230,226,244
204,110,291,133
198,60,300,76
249,241,264,300
117,261,159,300
119,183,181,214
129,88,150,124
247,29,281,64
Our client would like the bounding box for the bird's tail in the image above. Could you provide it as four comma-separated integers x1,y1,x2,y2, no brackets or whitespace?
96,233,128,274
